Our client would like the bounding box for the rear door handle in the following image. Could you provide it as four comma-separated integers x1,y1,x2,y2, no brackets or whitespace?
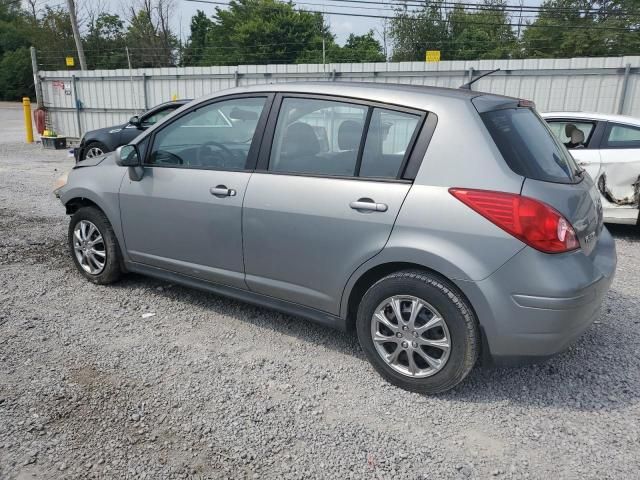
210,185,237,197
350,199,388,212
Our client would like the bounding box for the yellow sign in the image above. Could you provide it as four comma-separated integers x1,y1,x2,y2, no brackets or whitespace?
426,50,441,63
65,56,75,67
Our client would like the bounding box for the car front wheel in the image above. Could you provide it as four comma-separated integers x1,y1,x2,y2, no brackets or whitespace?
82,142,109,160
68,206,122,284
356,270,480,394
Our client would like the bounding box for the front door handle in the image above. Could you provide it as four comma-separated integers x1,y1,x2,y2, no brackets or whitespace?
350,198,388,212
210,185,237,198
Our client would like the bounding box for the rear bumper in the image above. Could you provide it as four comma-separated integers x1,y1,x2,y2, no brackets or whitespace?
456,227,617,365
603,205,638,225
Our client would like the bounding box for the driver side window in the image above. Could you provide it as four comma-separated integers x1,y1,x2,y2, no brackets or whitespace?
147,97,267,170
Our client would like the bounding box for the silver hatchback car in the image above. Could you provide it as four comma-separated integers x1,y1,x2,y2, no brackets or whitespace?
55,83,616,393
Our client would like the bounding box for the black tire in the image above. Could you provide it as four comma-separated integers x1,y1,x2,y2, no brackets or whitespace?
356,269,479,394
68,206,122,284
81,141,110,160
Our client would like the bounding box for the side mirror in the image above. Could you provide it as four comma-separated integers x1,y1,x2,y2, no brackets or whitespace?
115,144,140,167
129,115,141,128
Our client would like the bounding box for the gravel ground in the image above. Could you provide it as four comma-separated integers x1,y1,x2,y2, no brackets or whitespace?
1,103,640,479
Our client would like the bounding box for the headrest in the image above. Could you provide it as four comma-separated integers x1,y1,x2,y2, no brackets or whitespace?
282,122,321,156
338,120,363,150
571,128,585,145
564,123,577,137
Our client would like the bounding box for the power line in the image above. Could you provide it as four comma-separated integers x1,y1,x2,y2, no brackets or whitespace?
185,0,640,17
384,0,640,15
184,0,640,31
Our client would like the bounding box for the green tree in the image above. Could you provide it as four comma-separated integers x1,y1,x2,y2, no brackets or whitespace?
199,0,331,65
84,13,128,69
126,1,179,67
390,1,517,61
389,4,450,61
329,31,386,63
0,1,33,100
448,1,517,60
521,0,640,58
32,5,76,67
182,10,214,66
0,47,33,99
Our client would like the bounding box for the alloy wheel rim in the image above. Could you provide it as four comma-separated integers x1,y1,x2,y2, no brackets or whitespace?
370,295,451,378
86,147,104,158
73,220,106,275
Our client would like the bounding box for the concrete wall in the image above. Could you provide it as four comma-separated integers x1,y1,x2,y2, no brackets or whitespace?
38,56,640,139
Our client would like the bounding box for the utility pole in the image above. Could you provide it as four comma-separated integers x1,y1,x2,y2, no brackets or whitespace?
30,47,43,108
66,0,87,70
322,36,326,71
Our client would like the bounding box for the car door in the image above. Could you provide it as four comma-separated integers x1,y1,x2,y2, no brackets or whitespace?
545,118,601,180
598,122,640,222
242,94,426,314
119,94,271,289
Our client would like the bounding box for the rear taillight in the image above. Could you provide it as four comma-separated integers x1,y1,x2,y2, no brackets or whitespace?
449,188,579,253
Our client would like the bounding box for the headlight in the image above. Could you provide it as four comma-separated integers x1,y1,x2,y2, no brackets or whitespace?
53,172,69,197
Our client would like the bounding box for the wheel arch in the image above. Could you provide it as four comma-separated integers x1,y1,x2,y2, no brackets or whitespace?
341,258,480,333
61,187,128,265
64,196,102,215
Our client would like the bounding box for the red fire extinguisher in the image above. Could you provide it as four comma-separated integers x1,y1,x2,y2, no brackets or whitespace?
34,108,46,135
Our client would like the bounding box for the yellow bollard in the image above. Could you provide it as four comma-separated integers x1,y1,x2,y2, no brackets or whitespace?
22,97,34,144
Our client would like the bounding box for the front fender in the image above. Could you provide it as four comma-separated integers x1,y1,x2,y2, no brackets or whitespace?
58,162,128,260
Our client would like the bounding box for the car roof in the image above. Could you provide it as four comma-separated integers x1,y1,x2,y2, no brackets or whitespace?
196,82,516,111
541,111,640,127
154,99,191,108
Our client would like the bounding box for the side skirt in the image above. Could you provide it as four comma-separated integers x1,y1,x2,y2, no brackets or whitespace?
124,261,347,332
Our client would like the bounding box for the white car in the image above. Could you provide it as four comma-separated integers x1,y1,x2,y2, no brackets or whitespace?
542,112,640,225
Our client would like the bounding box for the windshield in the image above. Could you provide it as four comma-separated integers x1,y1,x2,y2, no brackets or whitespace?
481,108,581,184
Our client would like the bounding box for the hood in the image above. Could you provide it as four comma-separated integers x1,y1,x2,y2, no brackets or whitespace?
73,151,116,168
81,124,128,143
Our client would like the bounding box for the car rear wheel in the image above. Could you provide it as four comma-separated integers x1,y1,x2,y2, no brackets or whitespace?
82,142,109,159
356,270,479,394
68,206,122,284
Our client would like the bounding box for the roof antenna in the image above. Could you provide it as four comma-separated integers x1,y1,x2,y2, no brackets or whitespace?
459,68,501,90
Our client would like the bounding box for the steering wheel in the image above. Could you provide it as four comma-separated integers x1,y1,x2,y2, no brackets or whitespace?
196,141,235,168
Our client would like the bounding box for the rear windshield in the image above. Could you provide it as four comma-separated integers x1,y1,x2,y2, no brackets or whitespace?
481,108,580,183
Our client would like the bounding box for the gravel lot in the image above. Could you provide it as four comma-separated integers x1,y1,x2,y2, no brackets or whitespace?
1,102,639,479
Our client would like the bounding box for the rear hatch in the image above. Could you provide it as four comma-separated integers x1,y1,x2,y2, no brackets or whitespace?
474,97,603,255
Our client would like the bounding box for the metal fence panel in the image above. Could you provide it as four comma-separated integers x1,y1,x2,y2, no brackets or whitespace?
38,56,640,139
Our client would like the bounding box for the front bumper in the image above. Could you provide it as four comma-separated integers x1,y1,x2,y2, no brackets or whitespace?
456,227,617,365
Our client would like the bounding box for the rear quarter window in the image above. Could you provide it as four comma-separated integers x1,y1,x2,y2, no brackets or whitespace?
481,108,580,184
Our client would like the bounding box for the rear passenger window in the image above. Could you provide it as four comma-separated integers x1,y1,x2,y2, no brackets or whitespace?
269,98,367,176
359,108,420,178
605,124,640,148
545,120,594,149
